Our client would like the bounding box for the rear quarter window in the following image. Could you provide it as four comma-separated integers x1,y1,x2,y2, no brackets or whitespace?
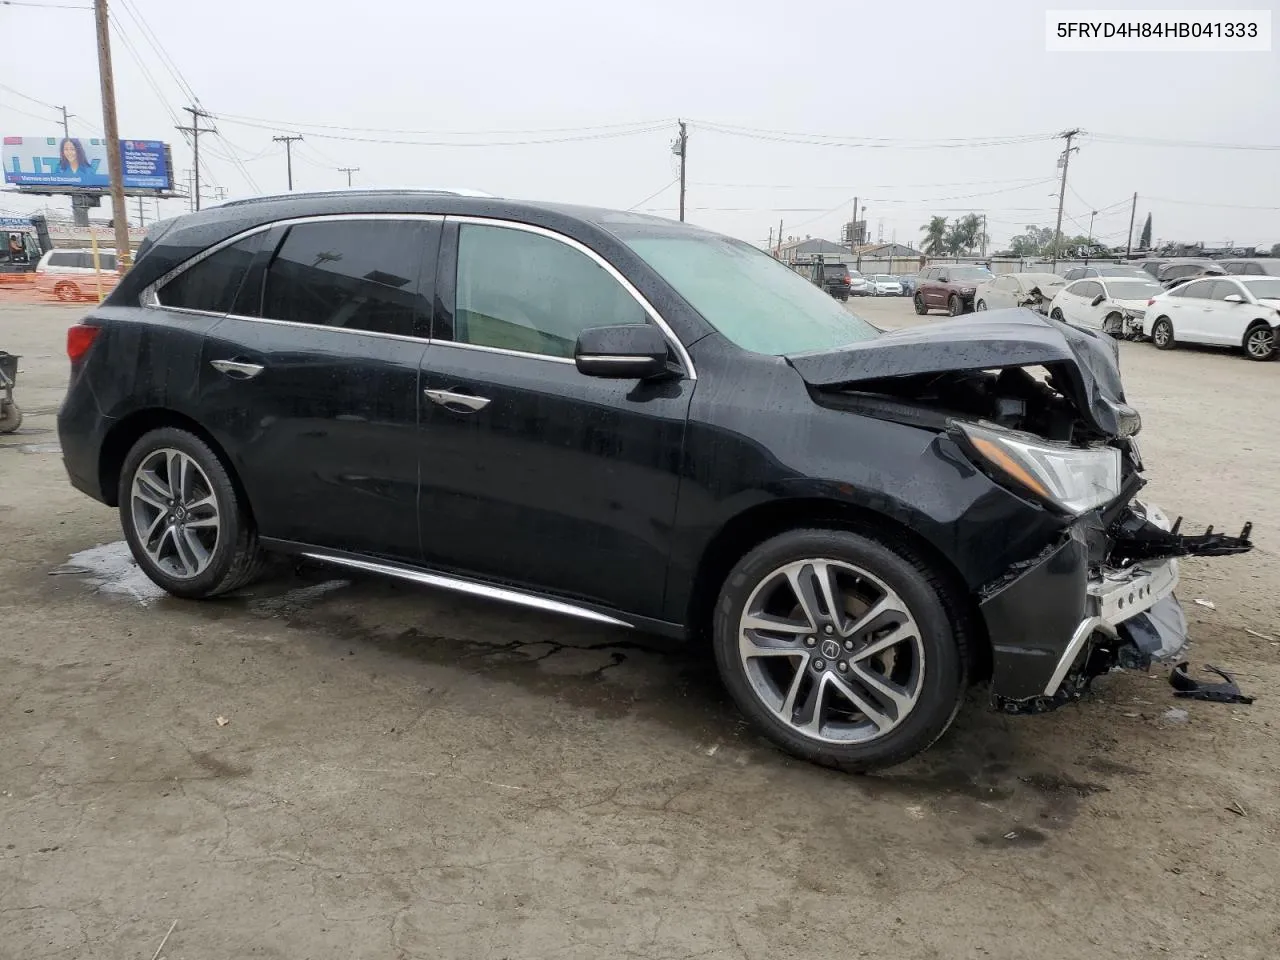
157,233,267,314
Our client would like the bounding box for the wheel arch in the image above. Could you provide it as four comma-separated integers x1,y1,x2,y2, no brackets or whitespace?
1242,318,1275,350
685,497,990,683
98,408,254,524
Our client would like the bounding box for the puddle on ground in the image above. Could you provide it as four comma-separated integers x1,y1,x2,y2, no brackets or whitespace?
50,541,168,605
17,442,61,454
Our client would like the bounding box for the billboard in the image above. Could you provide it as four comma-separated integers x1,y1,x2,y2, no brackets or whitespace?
3,136,172,190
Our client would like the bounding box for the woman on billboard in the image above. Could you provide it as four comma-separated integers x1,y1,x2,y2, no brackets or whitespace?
57,138,89,175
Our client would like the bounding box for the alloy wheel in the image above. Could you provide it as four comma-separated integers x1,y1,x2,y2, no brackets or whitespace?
1246,326,1274,359
130,448,221,579
1153,321,1171,346
737,558,925,744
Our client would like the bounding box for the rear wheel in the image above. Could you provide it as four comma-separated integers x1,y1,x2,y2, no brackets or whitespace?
975,299,987,311
118,427,265,599
913,294,928,316
0,402,21,434
1151,317,1175,350
54,280,78,301
712,528,967,772
1243,321,1276,361
947,295,963,317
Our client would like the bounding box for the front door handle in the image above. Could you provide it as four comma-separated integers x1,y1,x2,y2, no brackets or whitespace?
424,388,490,412
210,359,265,380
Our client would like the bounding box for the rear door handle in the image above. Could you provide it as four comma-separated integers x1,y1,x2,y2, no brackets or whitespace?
210,359,265,380
424,388,490,412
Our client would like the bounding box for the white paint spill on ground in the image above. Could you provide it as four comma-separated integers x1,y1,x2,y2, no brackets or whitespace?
19,442,61,454
249,579,352,615
52,541,169,606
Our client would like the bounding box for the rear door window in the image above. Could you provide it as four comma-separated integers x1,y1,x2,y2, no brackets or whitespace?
1075,281,1102,300
158,232,268,313
1177,280,1212,299
260,219,434,337
47,251,78,268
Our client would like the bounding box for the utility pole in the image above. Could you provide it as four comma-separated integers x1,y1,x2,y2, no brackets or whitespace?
58,105,71,139
673,121,688,222
1125,191,1138,259
338,166,359,187
136,195,144,228
1051,128,1081,271
1084,209,1097,265
850,197,859,254
981,213,988,258
93,0,132,266
767,227,773,252
776,218,783,257
273,135,303,191
176,105,216,212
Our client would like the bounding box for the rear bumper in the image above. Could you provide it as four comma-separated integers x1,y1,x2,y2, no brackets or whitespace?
56,375,112,504
981,501,1188,705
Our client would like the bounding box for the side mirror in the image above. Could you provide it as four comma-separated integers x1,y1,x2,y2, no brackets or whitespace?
574,324,671,379
1224,293,1245,304
1091,294,1106,307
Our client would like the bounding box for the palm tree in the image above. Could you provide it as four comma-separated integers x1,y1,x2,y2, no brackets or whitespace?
945,214,982,255
920,216,948,255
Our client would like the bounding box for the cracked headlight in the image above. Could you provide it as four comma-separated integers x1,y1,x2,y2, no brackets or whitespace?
955,421,1122,515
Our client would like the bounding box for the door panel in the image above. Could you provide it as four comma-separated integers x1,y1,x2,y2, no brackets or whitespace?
417,218,693,618
198,216,439,560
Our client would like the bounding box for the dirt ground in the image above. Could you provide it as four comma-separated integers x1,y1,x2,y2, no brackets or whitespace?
1,295,1277,960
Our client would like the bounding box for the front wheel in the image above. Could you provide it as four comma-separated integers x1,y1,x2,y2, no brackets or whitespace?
1243,321,1276,361
1050,308,1065,321
975,299,987,311
913,294,928,316
712,528,967,772
118,427,265,599
947,295,963,317
1151,317,1175,350
54,280,79,302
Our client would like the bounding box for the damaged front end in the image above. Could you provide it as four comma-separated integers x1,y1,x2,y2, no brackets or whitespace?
787,309,1254,713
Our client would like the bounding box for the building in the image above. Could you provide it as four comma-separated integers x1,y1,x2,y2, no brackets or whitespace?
776,238,852,263
853,242,922,260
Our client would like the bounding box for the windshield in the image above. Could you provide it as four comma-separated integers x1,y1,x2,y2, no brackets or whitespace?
1105,280,1163,300
1240,277,1280,300
1021,274,1063,288
1098,265,1150,278
621,232,880,355
873,275,897,282
949,266,992,281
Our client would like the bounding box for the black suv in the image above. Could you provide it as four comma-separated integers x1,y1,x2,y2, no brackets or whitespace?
56,190,1251,771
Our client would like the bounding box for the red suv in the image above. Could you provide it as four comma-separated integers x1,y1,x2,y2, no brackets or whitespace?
914,265,994,316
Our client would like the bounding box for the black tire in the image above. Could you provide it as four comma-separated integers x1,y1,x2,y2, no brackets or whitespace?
913,294,928,316
1243,321,1276,361
0,402,21,434
1151,317,1175,350
712,528,968,773
118,427,265,599
947,295,962,317
54,280,78,302
1050,308,1065,321
975,299,987,311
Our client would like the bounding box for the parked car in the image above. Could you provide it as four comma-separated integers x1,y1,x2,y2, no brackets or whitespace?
56,189,1253,772
1157,259,1225,290
1134,258,1169,279
1061,264,1153,283
913,264,994,316
1145,275,1280,360
35,247,119,301
847,269,871,297
896,273,917,297
1222,258,1280,278
791,260,856,301
867,274,903,297
1048,277,1165,337
973,272,1064,314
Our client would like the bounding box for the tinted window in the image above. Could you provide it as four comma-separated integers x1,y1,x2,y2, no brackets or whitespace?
455,224,646,358
159,233,266,313
1177,280,1212,299
47,252,78,268
1163,263,1202,280
1103,280,1163,301
1063,268,1083,282
821,264,848,278
949,266,993,281
262,220,430,336
1075,281,1103,299
1206,280,1243,301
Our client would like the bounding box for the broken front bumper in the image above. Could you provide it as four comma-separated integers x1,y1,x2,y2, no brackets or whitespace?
979,501,1248,711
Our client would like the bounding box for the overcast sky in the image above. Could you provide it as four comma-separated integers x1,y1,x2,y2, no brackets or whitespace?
2,0,1277,250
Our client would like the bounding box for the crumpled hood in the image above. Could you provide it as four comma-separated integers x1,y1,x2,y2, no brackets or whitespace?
786,308,1138,438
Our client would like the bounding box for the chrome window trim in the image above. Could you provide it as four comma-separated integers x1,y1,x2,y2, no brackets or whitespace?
447,215,697,380
218,312,433,347
141,213,445,308
431,339,575,365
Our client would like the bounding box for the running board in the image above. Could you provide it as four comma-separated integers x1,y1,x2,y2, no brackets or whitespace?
298,550,634,629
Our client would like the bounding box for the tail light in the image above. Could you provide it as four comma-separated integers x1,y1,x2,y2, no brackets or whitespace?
67,323,100,362
1147,298,1156,306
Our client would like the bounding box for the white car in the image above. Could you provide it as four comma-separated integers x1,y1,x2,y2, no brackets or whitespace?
35,247,119,301
974,272,1065,314
847,270,871,296
1048,276,1165,337
1144,275,1280,361
867,274,902,296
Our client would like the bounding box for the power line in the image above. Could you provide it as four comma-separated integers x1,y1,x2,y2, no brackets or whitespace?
213,115,670,147
0,99,58,123
211,112,671,137
691,120,1058,149
691,175,1054,190
626,179,680,211
116,0,199,106
0,82,62,111
0,1,91,7
1086,132,1280,151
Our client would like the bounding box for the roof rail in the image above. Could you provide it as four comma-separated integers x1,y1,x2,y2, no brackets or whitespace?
215,186,496,208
